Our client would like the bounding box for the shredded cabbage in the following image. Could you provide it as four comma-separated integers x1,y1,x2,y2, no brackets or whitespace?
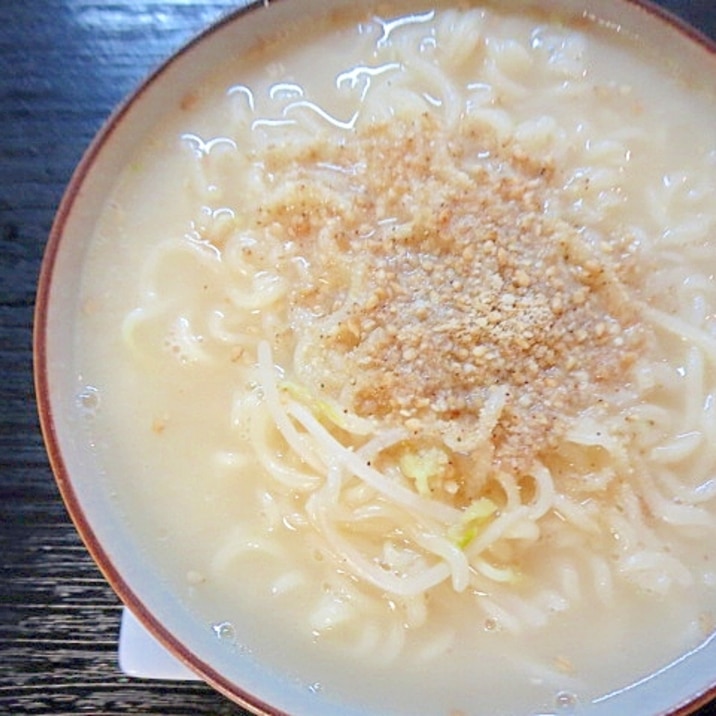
399,447,450,496
449,497,498,549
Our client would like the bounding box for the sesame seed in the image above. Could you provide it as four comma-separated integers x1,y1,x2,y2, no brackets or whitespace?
257,113,646,483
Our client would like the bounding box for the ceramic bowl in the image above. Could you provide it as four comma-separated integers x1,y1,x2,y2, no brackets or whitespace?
35,1,716,714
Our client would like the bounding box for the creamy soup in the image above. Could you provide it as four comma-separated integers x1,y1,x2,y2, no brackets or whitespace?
74,3,716,714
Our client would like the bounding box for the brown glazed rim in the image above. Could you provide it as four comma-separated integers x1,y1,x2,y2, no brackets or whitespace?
32,1,716,715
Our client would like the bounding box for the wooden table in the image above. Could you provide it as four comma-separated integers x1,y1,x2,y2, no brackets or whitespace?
1,1,715,714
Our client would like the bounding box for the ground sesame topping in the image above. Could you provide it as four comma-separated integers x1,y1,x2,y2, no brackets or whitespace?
245,113,646,489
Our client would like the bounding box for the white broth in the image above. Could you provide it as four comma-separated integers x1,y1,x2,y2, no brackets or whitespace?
74,3,716,714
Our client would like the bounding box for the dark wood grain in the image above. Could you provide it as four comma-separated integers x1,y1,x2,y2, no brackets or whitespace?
1,1,715,715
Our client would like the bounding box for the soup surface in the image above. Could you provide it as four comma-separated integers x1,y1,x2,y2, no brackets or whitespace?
74,2,716,714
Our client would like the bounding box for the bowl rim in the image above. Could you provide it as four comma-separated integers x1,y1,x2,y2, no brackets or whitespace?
32,1,716,715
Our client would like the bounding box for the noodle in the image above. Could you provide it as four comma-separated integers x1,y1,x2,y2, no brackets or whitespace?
123,0,716,632
77,3,716,711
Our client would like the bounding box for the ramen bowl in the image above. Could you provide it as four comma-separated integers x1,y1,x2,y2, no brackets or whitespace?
35,0,716,714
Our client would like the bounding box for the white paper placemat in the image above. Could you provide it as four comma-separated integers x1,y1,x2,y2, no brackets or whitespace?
118,607,201,681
